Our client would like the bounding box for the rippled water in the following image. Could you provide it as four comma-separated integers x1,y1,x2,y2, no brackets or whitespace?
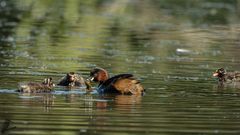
1,0,240,134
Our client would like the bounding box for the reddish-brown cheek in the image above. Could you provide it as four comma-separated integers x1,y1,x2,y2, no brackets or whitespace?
95,71,108,82
100,73,108,81
97,75,101,82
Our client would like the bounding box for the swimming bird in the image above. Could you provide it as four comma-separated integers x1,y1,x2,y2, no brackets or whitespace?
58,72,92,90
213,68,240,83
17,78,55,93
89,67,145,95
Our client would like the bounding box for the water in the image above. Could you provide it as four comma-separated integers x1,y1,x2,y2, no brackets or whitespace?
0,0,240,134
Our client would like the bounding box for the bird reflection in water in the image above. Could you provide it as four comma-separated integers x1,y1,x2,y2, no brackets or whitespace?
114,95,142,107
83,95,142,134
19,93,55,112
0,119,16,134
81,94,142,111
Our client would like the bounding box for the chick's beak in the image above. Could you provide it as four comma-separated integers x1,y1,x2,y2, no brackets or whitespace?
213,72,219,77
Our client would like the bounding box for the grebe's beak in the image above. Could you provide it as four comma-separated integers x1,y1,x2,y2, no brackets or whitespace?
212,72,219,77
87,77,95,82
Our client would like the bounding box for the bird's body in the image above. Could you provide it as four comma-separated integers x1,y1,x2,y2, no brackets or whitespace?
17,78,54,93
89,67,145,95
213,68,240,84
58,72,92,90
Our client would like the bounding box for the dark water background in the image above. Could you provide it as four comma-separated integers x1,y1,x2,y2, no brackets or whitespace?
1,0,240,134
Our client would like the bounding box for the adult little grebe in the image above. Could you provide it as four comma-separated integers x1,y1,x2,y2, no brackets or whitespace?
17,78,55,93
213,68,240,83
89,67,145,95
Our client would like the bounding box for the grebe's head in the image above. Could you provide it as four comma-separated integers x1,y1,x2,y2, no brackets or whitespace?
213,68,226,78
43,77,55,87
89,67,109,83
66,72,76,82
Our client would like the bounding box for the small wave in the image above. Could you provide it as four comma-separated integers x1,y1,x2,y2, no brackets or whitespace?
53,89,98,95
53,90,87,95
18,95,42,99
81,98,112,102
0,89,98,95
176,48,191,53
0,89,18,94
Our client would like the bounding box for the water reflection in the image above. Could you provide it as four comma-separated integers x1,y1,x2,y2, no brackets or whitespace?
95,95,142,110
82,94,143,134
18,93,55,112
213,81,240,92
0,119,16,134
